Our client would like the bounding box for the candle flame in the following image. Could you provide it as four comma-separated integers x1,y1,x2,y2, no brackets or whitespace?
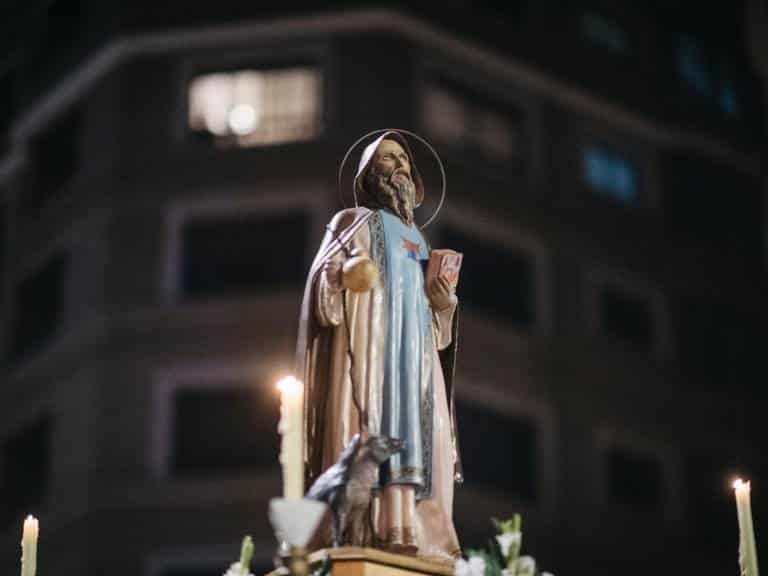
22,515,39,538
733,478,751,491
276,376,303,396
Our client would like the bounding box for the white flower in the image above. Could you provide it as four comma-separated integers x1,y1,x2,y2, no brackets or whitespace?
501,570,515,576
223,562,253,576
495,531,521,559
468,556,486,575
541,572,555,576
516,556,536,576
455,556,486,576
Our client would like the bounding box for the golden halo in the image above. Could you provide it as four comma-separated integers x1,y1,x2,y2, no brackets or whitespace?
337,128,447,229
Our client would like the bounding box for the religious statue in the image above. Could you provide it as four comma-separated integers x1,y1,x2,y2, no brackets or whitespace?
296,130,462,560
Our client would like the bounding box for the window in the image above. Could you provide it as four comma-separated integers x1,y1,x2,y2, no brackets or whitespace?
0,68,16,138
26,105,82,213
457,399,537,501
156,561,273,576
605,447,663,511
599,286,652,350
181,211,308,300
580,12,628,52
421,85,467,145
188,67,322,147
684,454,736,571
661,153,762,262
0,203,6,294
678,298,729,385
45,0,81,54
675,35,712,97
171,382,280,477
421,79,523,162
582,145,638,204
720,81,739,116
441,227,534,328
11,254,67,361
1,417,52,525
160,570,221,576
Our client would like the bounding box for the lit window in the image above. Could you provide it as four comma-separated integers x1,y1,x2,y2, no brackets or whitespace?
422,81,522,161
475,108,518,159
421,85,467,144
675,35,711,97
188,68,322,147
580,13,628,52
583,146,638,203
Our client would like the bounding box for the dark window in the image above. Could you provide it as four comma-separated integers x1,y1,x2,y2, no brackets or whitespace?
0,417,52,526
606,447,662,511
441,227,534,327
675,35,712,97
11,254,67,361
0,203,6,295
583,145,638,204
684,454,736,572
26,105,82,214
662,153,762,267
46,0,82,54
678,298,729,385
599,287,652,349
161,562,273,576
457,400,537,501
161,571,221,576
580,13,628,52
0,69,16,148
172,384,280,477
181,211,307,300
720,81,740,116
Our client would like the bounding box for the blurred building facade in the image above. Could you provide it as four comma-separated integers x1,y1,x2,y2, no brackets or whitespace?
0,3,764,575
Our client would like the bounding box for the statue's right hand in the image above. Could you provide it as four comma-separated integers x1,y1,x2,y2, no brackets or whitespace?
342,252,379,293
322,260,344,292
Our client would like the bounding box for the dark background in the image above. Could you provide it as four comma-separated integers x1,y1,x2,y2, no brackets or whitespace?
0,1,766,575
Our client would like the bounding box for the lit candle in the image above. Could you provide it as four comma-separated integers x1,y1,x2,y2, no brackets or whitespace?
734,479,760,576
20,515,38,576
277,376,304,500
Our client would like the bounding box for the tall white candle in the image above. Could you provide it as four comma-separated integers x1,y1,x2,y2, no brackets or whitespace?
734,479,760,576
277,376,304,500
20,515,38,576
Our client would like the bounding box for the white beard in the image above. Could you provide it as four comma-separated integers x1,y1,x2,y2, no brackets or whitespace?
365,171,416,225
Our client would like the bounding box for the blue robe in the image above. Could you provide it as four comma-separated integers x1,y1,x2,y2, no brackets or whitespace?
373,209,434,492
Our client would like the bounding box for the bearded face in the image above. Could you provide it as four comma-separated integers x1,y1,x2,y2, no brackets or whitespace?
361,139,417,226
364,168,417,225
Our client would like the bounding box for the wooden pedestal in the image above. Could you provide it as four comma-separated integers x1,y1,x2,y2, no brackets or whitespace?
266,546,455,576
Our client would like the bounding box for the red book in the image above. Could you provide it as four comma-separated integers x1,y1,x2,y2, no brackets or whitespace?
426,249,463,289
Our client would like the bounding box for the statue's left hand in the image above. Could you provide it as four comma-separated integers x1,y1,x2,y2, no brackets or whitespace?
427,275,456,311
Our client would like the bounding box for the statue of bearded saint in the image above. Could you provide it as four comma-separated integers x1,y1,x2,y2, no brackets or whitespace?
296,131,462,560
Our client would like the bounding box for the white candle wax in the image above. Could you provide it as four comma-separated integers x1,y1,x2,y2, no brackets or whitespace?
20,515,38,576
734,479,760,576
277,376,304,500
